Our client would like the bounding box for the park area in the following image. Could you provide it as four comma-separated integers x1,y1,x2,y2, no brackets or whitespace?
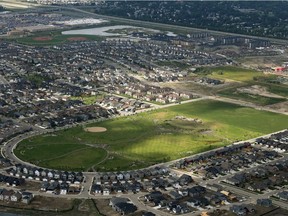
15,100,288,172
192,66,288,106
15,32,103,46
207,66,264,82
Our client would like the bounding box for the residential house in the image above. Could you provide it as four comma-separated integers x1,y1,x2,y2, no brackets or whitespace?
0,189,7,200
123,172,131,180
22,192,33,204
177,174,193,186
146,191,165,206
169,190,182,200
68,184,81,194
142,212,156,216
60,183,69,195
178,188,189,197
186,197,209,207
46,182,59,193
248,181,269,192
206,184,223,192
54,171,61,180
75,172,83,183
41,169,48,178
68,172,75,182
47,171,54,179
114,202,137,215
257,198,272,207
276,191,288,201
110,197,129,208
188,186,206,198
91,184,102,194
41,182,49,191
103,188,110,196
230,205,248,216
61,171,68,181
3,189,14,201
116,172,123,181
11,192,22,202
34,168,41,177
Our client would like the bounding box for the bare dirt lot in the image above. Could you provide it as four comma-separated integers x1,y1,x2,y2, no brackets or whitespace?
84,127,107,133
0,198,102,216
266,101,288,112
94,199,118,216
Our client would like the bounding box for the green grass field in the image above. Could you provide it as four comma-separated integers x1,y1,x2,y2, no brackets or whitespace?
207,66,264,82
70,94,106,105
156,60,191,70
40,147,107,172
218,88,287,106
15,100,288,171
15,32,104,46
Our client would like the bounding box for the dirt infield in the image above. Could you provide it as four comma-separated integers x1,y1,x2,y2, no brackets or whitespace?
33,36,53,41
84,127,107,133
67,37,88,41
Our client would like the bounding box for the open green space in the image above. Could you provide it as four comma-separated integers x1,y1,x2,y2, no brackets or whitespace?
40,147,107,172
14,141,107,172
14,144,85,161
218,88,286,106
14,31,104,46
253,81,288,98
216,77,288,105
15,100,288,172
194,66,264,82
156,60,191,70
265,83,288,98
71,94,106,105
195,66,288,105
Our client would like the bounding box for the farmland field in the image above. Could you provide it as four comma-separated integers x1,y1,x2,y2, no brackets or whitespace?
15,100,288,172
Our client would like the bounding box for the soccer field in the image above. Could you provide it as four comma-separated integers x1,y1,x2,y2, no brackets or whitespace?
15,100,288,172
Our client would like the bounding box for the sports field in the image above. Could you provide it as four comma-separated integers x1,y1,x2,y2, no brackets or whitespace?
15,100,288,172
15,32,103,46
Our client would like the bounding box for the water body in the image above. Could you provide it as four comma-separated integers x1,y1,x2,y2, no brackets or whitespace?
62,25,159,36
